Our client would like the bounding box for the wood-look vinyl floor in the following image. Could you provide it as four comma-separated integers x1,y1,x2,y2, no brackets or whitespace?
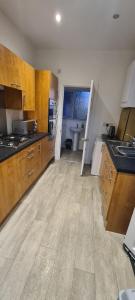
0,159,134,300
61,149,83,163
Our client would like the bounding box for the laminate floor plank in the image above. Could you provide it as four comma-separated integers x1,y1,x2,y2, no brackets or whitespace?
0,256,13,286
0,158,134,300
0,220,45,300
69,268,96,300
20,246,55,300
75,188,95,273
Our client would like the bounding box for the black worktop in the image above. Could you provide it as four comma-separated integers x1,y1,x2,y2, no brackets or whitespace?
0,132,49,163
106,140,135,174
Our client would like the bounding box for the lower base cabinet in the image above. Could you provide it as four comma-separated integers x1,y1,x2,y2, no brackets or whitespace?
100,144,135,234
0,136,54,224
0,156,20,223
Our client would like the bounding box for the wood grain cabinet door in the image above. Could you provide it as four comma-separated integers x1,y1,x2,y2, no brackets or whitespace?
17,141,42,197
22,61,35,111
124,108,135,141
100,145,117,221
41,138,49,170
0,156,20,223
107,172,135,234
50,73,58,100
0,44,22,89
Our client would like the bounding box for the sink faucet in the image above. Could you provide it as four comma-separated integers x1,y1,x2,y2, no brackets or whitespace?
125,133,135,146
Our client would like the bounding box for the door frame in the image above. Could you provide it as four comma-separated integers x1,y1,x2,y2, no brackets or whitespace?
80,80,94,175
55,81,91,161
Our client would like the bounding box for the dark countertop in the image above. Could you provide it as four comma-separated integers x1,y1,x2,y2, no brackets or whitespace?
0,132,49,163
106,140,135,174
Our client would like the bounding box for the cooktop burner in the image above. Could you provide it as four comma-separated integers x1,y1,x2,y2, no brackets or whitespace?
0,134,30,149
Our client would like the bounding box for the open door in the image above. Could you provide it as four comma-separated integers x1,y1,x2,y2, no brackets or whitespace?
80,80,94,176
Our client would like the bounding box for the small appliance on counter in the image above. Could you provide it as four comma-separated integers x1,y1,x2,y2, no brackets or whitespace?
107,124,116,138
12,119,37,135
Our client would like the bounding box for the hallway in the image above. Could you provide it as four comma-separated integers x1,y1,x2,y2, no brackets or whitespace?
0,159,134,300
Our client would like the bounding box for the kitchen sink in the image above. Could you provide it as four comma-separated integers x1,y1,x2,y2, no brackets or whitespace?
116,146,135,157
111,143,135,158
108,140,131,147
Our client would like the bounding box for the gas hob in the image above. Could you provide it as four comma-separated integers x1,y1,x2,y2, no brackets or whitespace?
0,135,29,149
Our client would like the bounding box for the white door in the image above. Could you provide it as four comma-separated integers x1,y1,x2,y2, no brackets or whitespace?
55,82,64,160
80,80,94,176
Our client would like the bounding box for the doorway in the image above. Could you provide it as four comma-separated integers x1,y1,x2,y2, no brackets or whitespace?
55,80,94,175
61,86,90,163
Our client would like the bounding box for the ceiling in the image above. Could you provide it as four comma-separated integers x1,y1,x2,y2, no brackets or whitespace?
0,0,135,50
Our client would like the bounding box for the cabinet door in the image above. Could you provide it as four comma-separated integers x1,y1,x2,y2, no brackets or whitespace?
50,73,58,100
41,138,49,170
117,108,130,140
107,173,135,234
124,108,135,141
41,137,54,170
17,141,42,197
22,61,35,111
100,145,117,220
0,44,22,89
0,156,20,223
47,138,55,161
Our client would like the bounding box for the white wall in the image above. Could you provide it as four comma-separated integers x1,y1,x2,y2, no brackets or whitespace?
35,49,135,162
0,9,35,65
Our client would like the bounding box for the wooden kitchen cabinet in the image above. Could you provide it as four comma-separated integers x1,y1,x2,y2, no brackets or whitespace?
0,136,54,224
41,137,54,170
0,44,22,89
124,108,135,141
25,70,58,132
50,72,58,100
100,145,117,221
0,43,35,111
21,61,35,111
117,108,135,141
0,155,20,223
100,144,135,234
17,140,42,197
117,108,130,140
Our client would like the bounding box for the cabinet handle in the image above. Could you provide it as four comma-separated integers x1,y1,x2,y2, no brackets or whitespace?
27,153,34,160
28,170,34,177
38,145,41,152
109,169,113,182
11,83,21,89
27,148,34,154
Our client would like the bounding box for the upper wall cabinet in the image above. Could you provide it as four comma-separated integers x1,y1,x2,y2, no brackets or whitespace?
25,71,58,132
0,44,35,111
50,73,58,100
21,61,35,111
0,45,21,89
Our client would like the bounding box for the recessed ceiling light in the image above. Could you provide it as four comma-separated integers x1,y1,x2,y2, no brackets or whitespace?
55,13,62,23
113,14,120,19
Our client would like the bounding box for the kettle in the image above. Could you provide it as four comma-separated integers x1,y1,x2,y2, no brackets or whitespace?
108,125,115,138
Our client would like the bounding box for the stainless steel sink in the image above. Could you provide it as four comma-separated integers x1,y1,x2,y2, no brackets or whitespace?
111,143,135,158
108,140,131,147
116,146,135,157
